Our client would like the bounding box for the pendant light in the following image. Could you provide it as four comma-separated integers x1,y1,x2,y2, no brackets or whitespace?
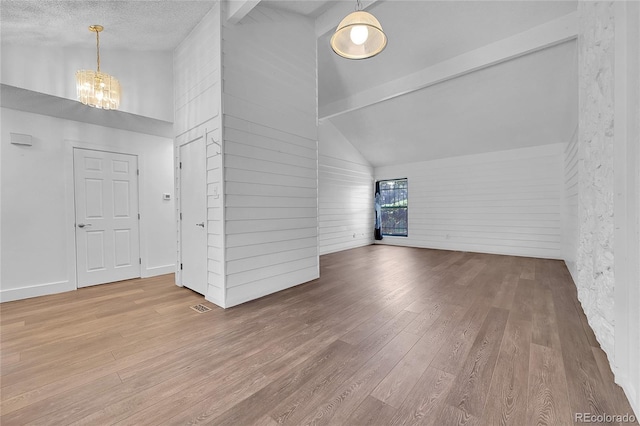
76,25,121,110
330,0,387,60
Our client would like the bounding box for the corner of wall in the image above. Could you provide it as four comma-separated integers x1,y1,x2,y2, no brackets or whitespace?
318,120,374,255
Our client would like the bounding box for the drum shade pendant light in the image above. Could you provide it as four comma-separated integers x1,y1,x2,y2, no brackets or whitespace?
76,25,121,110
330,0,387,60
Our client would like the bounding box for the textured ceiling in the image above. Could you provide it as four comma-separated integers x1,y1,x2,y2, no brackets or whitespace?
0,0,337,51
0,0,217,50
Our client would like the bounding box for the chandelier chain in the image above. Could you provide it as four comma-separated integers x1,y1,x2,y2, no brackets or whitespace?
95,29,101,72
355,0,362,11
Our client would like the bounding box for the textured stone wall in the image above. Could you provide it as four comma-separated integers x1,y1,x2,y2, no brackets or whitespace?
577,1,616,357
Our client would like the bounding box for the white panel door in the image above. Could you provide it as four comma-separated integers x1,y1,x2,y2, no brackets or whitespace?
74,149,140,287
180,137,207,295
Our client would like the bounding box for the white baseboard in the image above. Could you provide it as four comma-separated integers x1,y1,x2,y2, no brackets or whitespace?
374,239,563,260
319,239,373,256
144,264,175,277
1,265,175,303
0,280,75,303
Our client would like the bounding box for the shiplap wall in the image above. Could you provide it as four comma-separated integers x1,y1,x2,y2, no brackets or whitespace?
563,127,579,279
173,4,225,305
222,5,318,307
319,120,374,254
375,144,564,258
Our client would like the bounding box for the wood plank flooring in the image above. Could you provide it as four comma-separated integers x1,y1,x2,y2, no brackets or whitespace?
1,245,637,425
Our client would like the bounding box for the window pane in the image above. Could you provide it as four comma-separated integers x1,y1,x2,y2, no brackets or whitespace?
378,178,408,237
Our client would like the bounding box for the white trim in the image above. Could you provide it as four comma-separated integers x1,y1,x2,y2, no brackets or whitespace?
176,129,208,294
319,240,371,256
374,238,562,261
613,0,640,416
219,5,228,309
174,141,182,287
614,0,630,385
0,280,74,303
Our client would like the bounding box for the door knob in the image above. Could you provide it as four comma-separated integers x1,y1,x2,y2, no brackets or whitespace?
196,222,205,228
77,223,92,228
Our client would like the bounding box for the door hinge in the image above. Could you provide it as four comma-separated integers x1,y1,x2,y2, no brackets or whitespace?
138,213,140,220
180,263,183,270
179,162,182,169
137,169,140,176
180,212,182,220
139,258,142,265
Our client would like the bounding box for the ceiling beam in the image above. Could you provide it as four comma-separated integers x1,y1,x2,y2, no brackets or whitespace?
320,11,578,120
315,0,381,37
226,0,261,24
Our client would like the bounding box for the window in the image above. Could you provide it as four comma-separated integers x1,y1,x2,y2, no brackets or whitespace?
378,178,408,236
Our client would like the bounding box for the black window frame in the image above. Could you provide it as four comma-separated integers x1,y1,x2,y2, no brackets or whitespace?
378,178,408,237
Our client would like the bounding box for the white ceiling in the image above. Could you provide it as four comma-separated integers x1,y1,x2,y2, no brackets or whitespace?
0,0,579,167
317,0,577,106
262,0,335,18
328,40,577,167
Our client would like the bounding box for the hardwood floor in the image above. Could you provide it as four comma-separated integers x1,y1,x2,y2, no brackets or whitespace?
0,245,637,425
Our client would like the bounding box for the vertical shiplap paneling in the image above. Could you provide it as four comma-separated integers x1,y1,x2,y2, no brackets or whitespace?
563,127,579,279
319,120,374,255
222,5,318,307
174,4,224,306
375,144,564,259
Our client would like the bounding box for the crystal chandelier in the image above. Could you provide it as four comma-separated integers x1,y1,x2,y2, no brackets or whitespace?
76,25,121,110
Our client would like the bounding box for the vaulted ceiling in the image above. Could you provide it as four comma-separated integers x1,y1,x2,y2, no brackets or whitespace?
0,0,578,167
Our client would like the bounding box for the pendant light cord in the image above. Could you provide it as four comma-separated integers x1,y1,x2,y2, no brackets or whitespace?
355,0,362,11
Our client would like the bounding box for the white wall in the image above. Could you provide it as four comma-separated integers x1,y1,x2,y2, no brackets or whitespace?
0,107,175,302
222,5,318,307
562,126,579,279
319,120,373,255
1,44,173,122
375,144,564,259
614,2,640,414
173,4,224,306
